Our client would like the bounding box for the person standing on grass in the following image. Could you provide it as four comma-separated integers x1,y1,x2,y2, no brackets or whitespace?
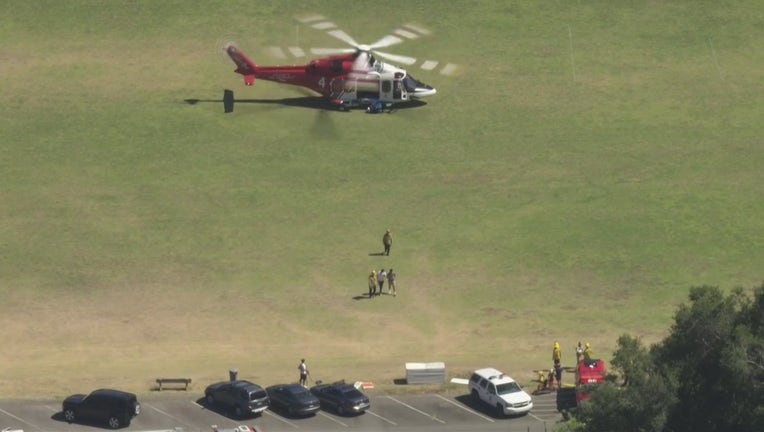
298,359,309,386
377,268,387,295
368,270,377,298
553,341,562,367
576,341,584,363
387,268,396,296
382,229,393,256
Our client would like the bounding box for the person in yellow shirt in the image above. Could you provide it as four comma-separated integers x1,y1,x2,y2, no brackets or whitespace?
368,270,377,298
552,341,563,388
536,370,548,392
553,341,562,366
583,342,594,363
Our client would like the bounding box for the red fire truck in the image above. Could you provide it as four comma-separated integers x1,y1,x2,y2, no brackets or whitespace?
575,359,607,404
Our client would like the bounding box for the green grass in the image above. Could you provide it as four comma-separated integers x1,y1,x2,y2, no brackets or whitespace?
1,0,763,398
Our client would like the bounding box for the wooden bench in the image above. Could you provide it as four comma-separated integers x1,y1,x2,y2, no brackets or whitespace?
156,378,192,391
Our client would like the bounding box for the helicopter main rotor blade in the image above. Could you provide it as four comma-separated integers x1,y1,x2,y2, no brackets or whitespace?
373,50,417,65
326,29,360,48
310,47,356,55
369,34,404,50
350,51,372,73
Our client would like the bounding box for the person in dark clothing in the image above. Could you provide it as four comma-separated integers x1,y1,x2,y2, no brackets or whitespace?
382,229,393,256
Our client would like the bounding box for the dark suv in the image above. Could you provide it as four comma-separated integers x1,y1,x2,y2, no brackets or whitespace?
204,380,270,418
62,389,140,429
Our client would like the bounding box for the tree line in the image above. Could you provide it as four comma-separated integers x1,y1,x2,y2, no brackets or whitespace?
557,282,764,432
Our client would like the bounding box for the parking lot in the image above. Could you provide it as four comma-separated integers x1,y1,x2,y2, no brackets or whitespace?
1,391,561,432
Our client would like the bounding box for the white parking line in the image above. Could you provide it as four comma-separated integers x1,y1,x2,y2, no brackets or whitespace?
318,411,347,427
529,412,545,422
386,396,446,424
365,409,397,426
190,400,204,408
0,407,44,431
434,394,495,423
146,403,194,428
136,430,179,432
264,410,299,428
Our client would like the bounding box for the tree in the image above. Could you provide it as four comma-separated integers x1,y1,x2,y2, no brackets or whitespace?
560,335,673,432
559,283,764,432
652,284,764,432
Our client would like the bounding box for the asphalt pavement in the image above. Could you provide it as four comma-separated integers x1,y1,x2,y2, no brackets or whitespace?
0,391,562,432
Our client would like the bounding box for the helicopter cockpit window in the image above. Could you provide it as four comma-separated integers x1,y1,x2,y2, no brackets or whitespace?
402,74,434,92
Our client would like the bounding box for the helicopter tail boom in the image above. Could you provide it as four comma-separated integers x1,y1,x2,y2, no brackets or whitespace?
225,44,257,85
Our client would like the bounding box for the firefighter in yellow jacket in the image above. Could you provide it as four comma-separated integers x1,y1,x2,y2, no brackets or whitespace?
368,270,377,298
584,342,594,362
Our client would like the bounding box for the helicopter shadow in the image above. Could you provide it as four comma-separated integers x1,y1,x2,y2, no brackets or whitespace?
184,95,334,111
183,94,429,113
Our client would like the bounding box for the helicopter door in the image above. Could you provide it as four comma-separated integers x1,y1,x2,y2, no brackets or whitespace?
380,79,393,102
394,79,406,101
327,78,352,102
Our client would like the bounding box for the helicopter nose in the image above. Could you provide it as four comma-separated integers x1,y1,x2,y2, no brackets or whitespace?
412,87,437,97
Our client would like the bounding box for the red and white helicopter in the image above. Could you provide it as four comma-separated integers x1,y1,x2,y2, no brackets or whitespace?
223,15,457,112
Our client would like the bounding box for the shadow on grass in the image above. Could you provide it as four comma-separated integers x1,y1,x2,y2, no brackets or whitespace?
368,252,385,256
184,95,333,111
183,95,428,113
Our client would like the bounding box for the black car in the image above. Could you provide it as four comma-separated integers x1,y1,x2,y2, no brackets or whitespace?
62,389,140,429
204,380,270,418
310,381,370,415
266,383,321,417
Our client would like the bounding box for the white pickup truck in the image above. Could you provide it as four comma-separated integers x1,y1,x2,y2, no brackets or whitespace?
468,368,533,416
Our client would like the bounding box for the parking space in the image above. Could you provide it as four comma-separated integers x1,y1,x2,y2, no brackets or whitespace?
141,400,232,430
0,401,57,431
529,391,563,421
386,394,497,425
361,395,445,427
0,392,561,432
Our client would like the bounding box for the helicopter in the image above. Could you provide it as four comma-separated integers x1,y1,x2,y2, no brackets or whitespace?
223,16,457,112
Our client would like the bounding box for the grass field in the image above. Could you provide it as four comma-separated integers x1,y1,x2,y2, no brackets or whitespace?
1,0,763,399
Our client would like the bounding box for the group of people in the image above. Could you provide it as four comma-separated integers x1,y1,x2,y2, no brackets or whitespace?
368,268,396,297
537,340,595,391
367,229,397,298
